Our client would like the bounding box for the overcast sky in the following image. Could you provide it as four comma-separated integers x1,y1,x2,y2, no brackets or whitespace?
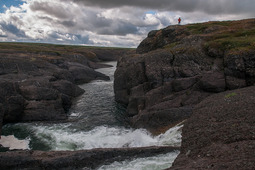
0,0,254,47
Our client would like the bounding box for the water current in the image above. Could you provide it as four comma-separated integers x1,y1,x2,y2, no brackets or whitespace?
1,61,182,169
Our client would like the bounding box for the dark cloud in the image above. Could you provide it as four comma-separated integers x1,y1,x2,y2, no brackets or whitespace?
38,16,55,22
86,13,112,28
0,34,7,38
30,1,70,19
61,20,77,27
96,20,138,35
77,11,139,36
1,0,253,47
0,23,26,37
73,0,255,15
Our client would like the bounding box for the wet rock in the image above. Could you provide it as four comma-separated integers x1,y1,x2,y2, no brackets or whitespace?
67,62,110,84
131,106,192,132
51,80,85,97
0,146,179,170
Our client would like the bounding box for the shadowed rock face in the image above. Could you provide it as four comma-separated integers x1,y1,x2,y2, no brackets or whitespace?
114,19,255,132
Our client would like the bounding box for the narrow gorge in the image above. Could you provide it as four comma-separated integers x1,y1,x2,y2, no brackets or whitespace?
0,18,255,169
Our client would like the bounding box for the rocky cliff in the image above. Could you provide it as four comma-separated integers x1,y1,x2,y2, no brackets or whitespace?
114,18,255,133
0,43,130,135
114,18,255,169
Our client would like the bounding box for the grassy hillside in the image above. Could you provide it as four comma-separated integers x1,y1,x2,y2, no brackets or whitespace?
185,19,255,54
0,42,132,55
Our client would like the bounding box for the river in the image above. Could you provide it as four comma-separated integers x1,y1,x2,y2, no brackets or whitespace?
1,61,182,169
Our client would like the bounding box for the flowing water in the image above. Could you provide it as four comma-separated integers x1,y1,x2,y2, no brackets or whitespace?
1,61,182,169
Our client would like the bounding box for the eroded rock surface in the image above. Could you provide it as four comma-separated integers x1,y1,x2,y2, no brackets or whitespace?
0,146,179,170
0,44,130,134
114,19,255,132
169,86,255,170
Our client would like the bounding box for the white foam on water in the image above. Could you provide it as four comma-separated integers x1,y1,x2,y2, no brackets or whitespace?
156,124,183,147
69,111,81,117
97,151,180,170
30,124,183,151
0,135,30,150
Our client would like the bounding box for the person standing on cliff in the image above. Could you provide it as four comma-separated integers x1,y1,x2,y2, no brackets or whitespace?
178,17,181,25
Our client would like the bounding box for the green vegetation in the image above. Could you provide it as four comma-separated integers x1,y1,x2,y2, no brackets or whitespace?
225,92,237,98
0,42,133,55
0,42,133,63
186,21,232,34
162,20,255,55
207,28,255,53
186,20,255,54
163,42,178,49
186,24,208,34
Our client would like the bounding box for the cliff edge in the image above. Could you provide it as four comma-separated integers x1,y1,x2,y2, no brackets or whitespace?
114,18,255,133
114,18,255,169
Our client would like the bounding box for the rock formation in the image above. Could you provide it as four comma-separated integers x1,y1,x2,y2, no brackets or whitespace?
114,18,255,169
0,43,130,135
114,18,255,133
169,86,255,169
0,146,178,169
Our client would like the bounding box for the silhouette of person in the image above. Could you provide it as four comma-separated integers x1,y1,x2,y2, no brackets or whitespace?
178,17,181,25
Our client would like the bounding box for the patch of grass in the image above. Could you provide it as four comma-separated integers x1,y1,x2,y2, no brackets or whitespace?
163,42,178,49
30,57,36,61
225,92,237,98
186,21,232,34
207,30,255,52
0,42,133,53
186,24,208,34
0,42,133,60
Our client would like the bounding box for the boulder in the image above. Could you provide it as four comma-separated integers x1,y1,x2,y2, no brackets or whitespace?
51,80,85,97
19,86,59,101
67,62,110,84
131,107,192,133
22,99,66,121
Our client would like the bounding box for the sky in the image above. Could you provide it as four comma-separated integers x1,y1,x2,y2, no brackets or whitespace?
0,0,254,47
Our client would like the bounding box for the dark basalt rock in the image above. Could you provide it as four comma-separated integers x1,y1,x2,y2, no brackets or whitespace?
114,19,255,133
169,86,255,170
114,19,255,169
0,146,179,170
0,44,130,133
67,62,110,84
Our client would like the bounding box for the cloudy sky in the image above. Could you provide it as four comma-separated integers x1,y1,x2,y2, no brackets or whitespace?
0,0,254,47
